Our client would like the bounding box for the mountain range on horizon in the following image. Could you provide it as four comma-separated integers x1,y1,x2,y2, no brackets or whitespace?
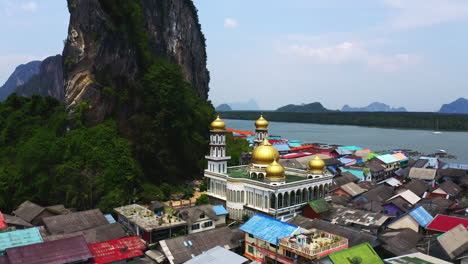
342,102,407,112
438,97,468,114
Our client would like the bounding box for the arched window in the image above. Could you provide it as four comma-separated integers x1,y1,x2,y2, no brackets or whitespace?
303,188,308,203
270,194,276,209
278,193,283,208
290,191,296,206
314,186,319,200
284,192,289,207
297,190,302,204
308,187,313,201
241,191,245,203
258,173,264,179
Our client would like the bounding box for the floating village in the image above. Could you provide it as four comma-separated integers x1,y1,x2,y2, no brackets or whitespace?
0,115,467,264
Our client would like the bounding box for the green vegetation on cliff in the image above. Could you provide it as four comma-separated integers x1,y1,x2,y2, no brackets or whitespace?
219,111,468,131
0,95,141,212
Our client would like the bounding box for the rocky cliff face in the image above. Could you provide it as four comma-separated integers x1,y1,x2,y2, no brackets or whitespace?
0,60,41,100
63,0,209,123
16,55,64,101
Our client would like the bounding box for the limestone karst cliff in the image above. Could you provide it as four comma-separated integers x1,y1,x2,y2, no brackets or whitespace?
63,0,210,124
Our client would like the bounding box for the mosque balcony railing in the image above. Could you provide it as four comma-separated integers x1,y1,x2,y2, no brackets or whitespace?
268,202,307,214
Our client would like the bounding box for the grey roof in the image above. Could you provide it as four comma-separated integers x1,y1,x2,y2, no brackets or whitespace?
437,224,468,259
12,201,45,223
386,196,412,212
340,182,366,197
379,228,423,256
438,168,468,178
413,159,429,168
2,214,33,228
336,149,352,156
331,172,359,189
43,209,108,235
178,205,218,225
417,197,453,216
184,246,248,264
358,185,394,203
287,216,379,247
331,195,350,206
329,208,389,228
397,179,429,196
408,168,438,180
43,223,126,244
438,180,461,196
366,162,385,172
159,226,244,264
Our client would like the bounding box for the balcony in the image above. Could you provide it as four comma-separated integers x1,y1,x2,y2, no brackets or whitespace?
280,236,348,259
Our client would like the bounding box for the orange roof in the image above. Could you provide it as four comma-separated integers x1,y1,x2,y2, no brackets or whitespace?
392,152,408,161
290,145,315,151
226,129,255,136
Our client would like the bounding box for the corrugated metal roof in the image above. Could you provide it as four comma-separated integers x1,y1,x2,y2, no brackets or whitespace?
239,214,299,244
89,236,145,264
376,154,399,164
6,235,92,264
212,205,228,216
336,149,353,155
338,146,364,151
426,215,468,232
185,246,248,264
378,177,402,187
409,206,433,227
391,153,408,161
308,199,332,213
273,143,291,152
388,190,421,205
0,227,43,253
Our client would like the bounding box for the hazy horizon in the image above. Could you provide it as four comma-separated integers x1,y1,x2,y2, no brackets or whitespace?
1,0,467,111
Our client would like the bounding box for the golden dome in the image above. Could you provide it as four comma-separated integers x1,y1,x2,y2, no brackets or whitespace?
309,155,326,173
255,115,269,129
252,137,280,165
265,160,285,179
210,115,226,130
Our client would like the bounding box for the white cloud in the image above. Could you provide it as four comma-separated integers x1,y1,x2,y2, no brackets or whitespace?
383,0,468,29
224,18,239,29
3,1,38,16
279,42,421,72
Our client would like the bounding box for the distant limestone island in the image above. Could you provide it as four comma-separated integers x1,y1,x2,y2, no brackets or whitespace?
342,102,407,112
439,98,468,114
216,99,260,111
276,102,333,112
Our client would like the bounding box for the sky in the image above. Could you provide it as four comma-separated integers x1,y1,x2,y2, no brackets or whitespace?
1,1,467,111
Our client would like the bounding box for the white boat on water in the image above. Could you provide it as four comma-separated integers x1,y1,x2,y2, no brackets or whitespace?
432,131,442,134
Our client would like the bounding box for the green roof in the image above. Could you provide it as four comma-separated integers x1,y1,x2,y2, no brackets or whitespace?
308,198,332,213
329,243,383,264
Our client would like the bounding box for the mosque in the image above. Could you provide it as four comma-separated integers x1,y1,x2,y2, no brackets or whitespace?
204,115,333,221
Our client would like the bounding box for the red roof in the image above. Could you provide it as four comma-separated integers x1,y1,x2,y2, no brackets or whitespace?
6,235,92,264
426,214,468,232
226,129,254,136
290,145,315,151
89,236,146,264
0,212,7,229
281,152,313,159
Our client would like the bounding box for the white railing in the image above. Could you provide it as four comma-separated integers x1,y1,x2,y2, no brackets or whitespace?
279,238,348,258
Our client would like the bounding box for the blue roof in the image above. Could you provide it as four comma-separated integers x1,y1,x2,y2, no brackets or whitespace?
339,158,356,165
273,143,291,152
376,154,399,164
288,143,302,148
105,214,116,224
338,146,363,151
0,227,43,253
445,163,468,170
341,168,365,181
389,206,433,227
408,206,433,227
213,205,228,215
239,214,299,244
